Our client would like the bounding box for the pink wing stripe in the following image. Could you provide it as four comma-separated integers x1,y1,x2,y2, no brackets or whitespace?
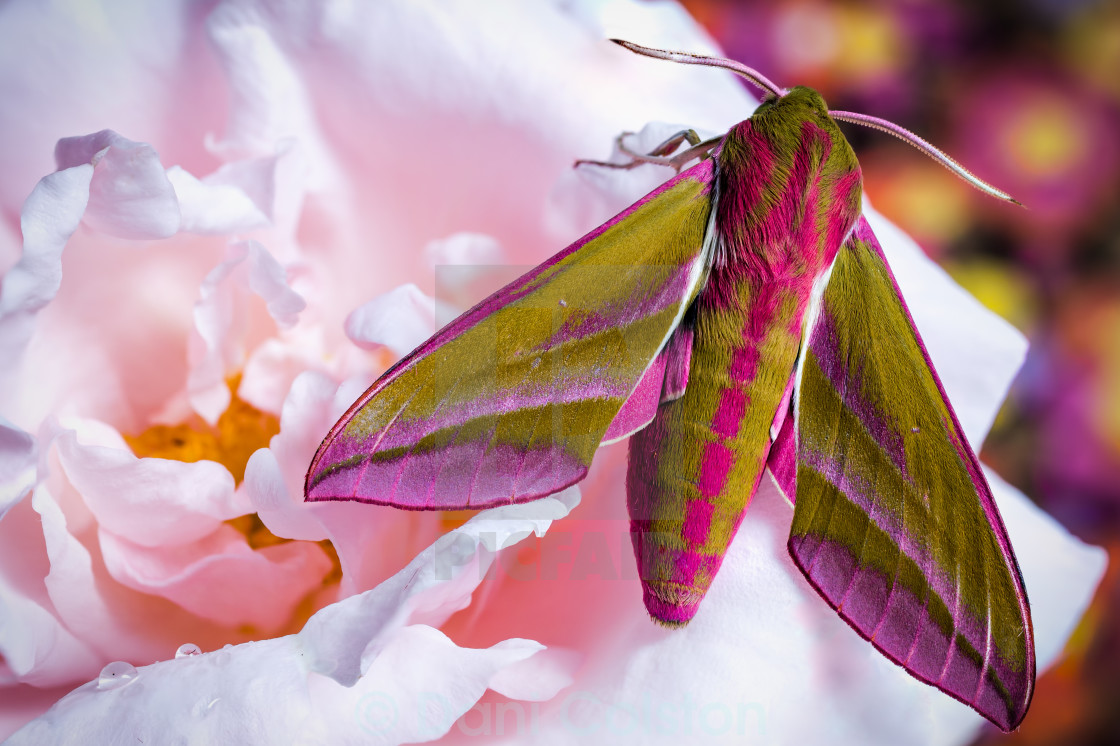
660,322,693,402
767,408,796,502
311,443,587,510
603,351,667,442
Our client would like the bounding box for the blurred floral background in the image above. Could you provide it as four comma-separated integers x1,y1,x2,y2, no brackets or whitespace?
678,0,1120,743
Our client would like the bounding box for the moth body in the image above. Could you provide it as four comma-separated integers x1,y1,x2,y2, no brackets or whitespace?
628,87,863,625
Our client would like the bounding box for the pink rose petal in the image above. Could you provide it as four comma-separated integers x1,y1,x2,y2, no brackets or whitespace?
308,627,550,743
244,242,305,327
243,371,347,543
344,283,437,356
0,165,93,397
244,372,444,594
188,240,305,423
100,525,332,631
300,488,579,687
423,232,505,269
205,5,342,253
239,332,345,417
55,426,240,547
0,685,70,743
4,629,555,745
205,7,334,173
0,419,35,518
424,233,509,316
0,0,204,211
31,486,166,668
166,165,269,235
0,495,101,686
27,473,270,673
486,647,581,701
199,152,310,244
6,493,581,744
54,130,180,240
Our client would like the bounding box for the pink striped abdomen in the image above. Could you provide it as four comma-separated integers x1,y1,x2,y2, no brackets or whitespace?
626,273,811,625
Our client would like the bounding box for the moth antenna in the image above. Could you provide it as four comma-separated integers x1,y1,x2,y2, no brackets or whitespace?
611,39,785,99
829,110,1022,206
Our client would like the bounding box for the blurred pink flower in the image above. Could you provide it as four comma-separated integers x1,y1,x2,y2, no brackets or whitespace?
950,70,1120,247
0,1,1106,744
1028,288,1120,524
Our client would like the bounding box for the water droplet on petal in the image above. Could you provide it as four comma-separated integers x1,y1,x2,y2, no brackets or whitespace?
558,299,567,307
175,643,202,659
97,661,138,690
911,426,921,434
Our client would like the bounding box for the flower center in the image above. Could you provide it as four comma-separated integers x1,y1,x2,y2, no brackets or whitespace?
125,376,342,586
124,376,279,484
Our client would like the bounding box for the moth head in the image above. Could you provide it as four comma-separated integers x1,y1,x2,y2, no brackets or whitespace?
611,39,1021,206
756,85,830,119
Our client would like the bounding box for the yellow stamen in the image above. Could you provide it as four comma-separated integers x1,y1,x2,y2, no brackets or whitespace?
124,375,279,485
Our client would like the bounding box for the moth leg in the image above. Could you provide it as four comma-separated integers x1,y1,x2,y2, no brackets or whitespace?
663,136,722,171
638,129,703,157
576,130,719,172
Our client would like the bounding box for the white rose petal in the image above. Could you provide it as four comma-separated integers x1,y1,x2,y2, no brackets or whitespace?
188,240,305,423
8,491,581,744
0,166,93,403
345,283,439,357
166,166,270,235
55,424,239,547
0,418,36,518
54,130,180,240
